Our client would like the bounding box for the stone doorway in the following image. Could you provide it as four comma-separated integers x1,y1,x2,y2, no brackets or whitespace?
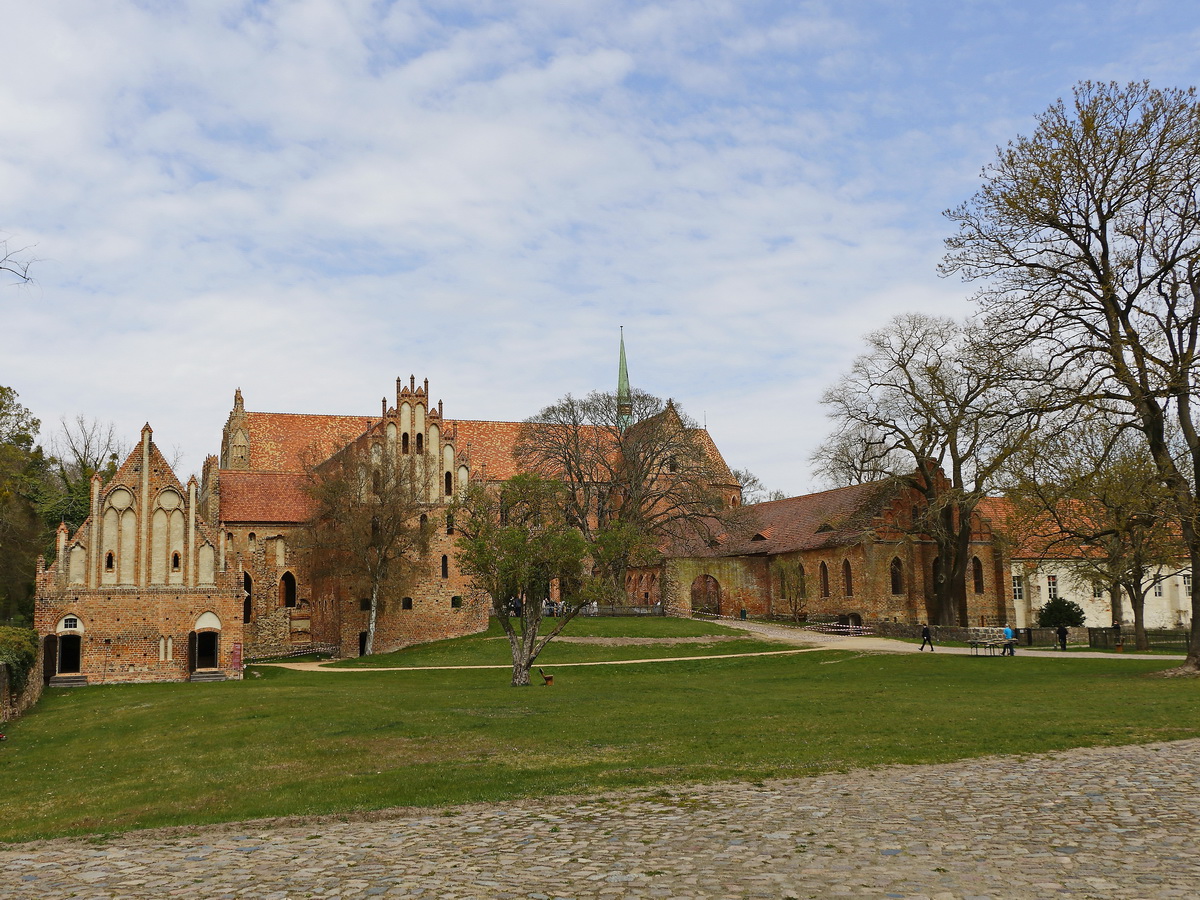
196,632,219,669
58,634,82,674
690,574,722,616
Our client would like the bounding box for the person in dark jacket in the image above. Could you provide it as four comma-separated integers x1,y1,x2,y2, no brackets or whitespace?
919,623,935,651
1056,624,1068,651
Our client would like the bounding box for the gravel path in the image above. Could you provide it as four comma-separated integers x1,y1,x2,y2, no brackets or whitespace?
4,739,1197,899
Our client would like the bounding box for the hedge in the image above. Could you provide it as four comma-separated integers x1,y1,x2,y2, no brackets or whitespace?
0,626,38,697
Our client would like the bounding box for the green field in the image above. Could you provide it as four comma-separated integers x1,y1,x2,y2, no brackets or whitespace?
2,624,1198,843
330,616,790,667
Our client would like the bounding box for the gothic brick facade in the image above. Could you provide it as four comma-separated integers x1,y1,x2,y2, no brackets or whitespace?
636,477,1013,628
34,425,242,685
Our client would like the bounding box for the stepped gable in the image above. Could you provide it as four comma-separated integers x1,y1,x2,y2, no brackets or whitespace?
448,419,525,481
243,411,375,473
678,478,898,558
218,472,313,524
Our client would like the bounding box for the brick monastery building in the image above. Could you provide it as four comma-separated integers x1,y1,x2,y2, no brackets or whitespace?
35,365,1012,686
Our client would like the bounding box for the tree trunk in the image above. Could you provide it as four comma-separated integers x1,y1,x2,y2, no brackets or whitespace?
1123,578,1150,652
365,582,378,656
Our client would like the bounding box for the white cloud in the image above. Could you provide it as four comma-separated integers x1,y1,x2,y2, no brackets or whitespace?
3,0,1199,494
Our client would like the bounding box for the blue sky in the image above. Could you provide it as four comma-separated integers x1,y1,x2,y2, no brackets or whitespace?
4,0,1200,494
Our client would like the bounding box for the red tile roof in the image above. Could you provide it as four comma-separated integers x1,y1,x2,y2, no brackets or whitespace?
674,479,898,558
448,419,525,481
219,471,314,524
245,412,375,473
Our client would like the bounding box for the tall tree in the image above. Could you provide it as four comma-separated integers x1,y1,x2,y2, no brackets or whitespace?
1004,413,1183,649
453,474,593,686
40,416,125,535
818,313,1045,625
942,80,1200,672
515,389,731,599
0,387,49,624
305,438,433,655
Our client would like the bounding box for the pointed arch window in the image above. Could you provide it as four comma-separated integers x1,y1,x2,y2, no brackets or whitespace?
171,552,181,572
415,433,424,455
890,557,904,595
280,572,297,608
842,560,854,597
402,433,410,454
972,556,985,593
105,552,115,571
445,471,453,496
441,555,449,578
819,561,830,597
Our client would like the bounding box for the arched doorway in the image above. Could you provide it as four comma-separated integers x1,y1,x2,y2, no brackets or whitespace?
690,574,722,616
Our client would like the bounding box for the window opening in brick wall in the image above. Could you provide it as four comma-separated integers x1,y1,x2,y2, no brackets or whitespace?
243,572,253,623
842,560,853,597
446,512,454,535
451,595,462,608
416,433,424,454
105,552,114,571
402,432,409,454
172,552,181,571
819,562,830,597
445,471,453,496
280,572,297,608
359,597,370,611
890,557,903,595
972,557,984,593
402,597,413,610
441,555,449,578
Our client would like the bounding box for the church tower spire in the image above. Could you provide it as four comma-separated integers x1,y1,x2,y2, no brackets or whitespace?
617,326,633,433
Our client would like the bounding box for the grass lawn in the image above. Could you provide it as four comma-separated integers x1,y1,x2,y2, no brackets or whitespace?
2,648,1198,844
330,616,791,667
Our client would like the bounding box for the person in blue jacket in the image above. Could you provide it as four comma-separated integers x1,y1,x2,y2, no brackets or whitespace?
1002,623,1016,656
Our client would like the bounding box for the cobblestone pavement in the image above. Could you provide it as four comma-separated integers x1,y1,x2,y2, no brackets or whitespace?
4,739,1198,900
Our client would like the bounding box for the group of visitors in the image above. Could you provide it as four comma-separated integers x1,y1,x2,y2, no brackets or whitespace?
918,622,1072,654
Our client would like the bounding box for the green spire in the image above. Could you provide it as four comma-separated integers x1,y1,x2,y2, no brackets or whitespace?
617,326,633,433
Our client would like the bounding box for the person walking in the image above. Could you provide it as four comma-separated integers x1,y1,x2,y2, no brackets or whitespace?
1056,623,1068,651
919,623,935,651
1002,623,1016,656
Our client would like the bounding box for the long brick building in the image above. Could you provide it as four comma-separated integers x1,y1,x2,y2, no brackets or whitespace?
35,362,1013,686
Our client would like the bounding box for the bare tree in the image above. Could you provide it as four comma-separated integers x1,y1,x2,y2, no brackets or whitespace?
818,313,1045,625
1004,412,1184,649
305,438,433,655
810,423,907,488
0,237,35,286
942,80,1200,672
41,417,126,534
729,468,786,504
515,390,732,597
773,557,809,622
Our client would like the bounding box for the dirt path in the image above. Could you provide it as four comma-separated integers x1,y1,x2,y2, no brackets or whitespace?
257,621,1184,672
